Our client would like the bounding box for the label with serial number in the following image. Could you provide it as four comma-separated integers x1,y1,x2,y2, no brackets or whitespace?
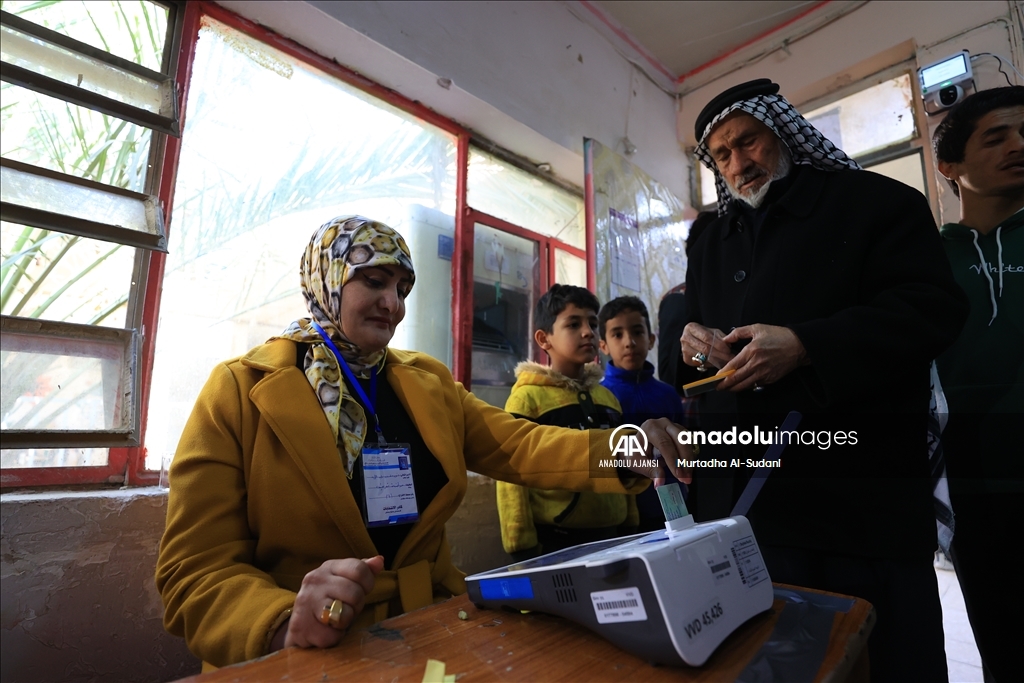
707,553,734,586
590,587,648,624
683,596,725,640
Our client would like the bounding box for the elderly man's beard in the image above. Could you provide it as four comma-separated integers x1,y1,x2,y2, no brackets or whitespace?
726,144,793,208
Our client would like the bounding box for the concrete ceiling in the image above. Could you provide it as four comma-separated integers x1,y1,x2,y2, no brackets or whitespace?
595,0,820,78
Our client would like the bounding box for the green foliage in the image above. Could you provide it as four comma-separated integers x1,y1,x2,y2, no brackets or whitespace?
0,1,166,325
172,126,454,264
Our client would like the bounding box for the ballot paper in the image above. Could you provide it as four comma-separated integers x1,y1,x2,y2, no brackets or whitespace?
657,481,689,522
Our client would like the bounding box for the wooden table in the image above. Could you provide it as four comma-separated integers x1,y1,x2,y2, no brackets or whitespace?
177,584,874,682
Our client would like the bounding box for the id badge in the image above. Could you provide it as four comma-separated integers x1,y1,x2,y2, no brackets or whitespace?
360,443,419,527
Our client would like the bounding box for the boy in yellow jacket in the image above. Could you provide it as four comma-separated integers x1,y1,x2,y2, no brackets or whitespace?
496,284,638,562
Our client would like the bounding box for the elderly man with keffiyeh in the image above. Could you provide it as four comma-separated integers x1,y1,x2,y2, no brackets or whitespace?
677,79,968,681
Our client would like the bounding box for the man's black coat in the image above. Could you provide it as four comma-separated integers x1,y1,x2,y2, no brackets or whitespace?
678,165,968,560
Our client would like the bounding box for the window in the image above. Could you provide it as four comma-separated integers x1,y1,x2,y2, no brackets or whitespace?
697,162,717,211
463,147,586,406
144,16,459,471
804,74,917,159
2,2,589,486
801,68,936,208
468,149,585,250
1,0,182,485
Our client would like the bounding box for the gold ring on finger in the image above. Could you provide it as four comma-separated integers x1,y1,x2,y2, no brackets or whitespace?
318,599,345,628
329,599,346,629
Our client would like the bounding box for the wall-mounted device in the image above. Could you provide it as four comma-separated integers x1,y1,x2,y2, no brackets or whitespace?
919,50,975,115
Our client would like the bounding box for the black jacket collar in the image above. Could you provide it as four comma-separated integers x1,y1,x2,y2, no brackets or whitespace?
721,165,828,239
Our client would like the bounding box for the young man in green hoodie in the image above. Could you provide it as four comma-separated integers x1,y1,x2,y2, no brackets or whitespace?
934,85,1023,683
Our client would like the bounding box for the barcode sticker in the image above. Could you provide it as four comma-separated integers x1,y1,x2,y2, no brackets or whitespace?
590,587,648,624
708,553,734,586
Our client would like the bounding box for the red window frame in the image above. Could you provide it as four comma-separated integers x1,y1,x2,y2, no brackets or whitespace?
3,0,586,488
459,208,587,376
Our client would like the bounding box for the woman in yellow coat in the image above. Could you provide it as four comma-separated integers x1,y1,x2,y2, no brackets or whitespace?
156,216,690,667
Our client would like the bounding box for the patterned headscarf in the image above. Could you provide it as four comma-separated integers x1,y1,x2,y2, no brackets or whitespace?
695,93,861,215
276,216,415,477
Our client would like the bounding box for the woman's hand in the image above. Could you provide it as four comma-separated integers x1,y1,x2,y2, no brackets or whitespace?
272,555,385,651
617,419,695,487
639,418,694,486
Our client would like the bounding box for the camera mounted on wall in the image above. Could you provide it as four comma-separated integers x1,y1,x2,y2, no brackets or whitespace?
919,50,976,115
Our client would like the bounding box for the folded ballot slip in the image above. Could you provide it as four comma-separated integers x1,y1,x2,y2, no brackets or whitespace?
682,369,735,397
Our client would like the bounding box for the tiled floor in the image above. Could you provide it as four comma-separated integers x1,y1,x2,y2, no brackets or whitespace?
936,564,983,683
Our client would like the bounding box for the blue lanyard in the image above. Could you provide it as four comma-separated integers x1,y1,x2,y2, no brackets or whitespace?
310,322,385,445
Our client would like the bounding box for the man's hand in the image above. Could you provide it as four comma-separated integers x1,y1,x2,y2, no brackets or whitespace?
717,324,808,392
629,418,694,486
681,323,734,369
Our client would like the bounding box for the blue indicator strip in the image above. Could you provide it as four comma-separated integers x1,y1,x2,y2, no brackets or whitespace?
479,577,534,600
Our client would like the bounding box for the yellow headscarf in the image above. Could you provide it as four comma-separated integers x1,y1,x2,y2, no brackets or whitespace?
276,216,415,477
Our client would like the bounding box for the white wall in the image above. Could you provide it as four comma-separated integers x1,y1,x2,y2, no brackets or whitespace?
215,0,691,202
677,1,1021,147
678,1,1022,225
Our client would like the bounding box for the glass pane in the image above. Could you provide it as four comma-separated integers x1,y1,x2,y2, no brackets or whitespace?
468,149,585,249
554,249,586,288
1,221,134,327
1,328,131,431
586,138,688,380
699,162,717,209
145,17,457,470
1,84,152,192
471,223,540,409
803,74,916,159
388,205,454,367
866,150,927,198
2,1,169,72
1,163,157,237
1,22,168,114
1,447,108,469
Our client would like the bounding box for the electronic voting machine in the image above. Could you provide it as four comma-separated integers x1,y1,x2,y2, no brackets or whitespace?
466,411,801,667
466,513,772,667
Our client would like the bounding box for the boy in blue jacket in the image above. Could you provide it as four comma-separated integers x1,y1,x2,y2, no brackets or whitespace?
598,295,687,531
